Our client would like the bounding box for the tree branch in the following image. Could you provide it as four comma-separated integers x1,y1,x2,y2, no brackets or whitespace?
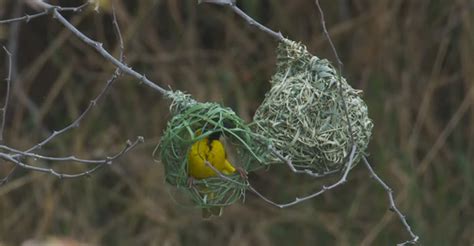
0,137,143,179
248,145,356,208
0,2,142,182
0,2,89,24
198,0,284,41
362,156,419,245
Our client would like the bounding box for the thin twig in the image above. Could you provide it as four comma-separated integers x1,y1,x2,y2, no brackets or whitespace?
0,2,89,24
248,144,356,208
2,2,166,94
51,8,167,95
198,0,284,41
111,4,125,62
0,47,12,142
22,18,125,155
24,101,97,154
7,1,43,126
362,156,419,245
0,3,142,182
0,144,129,164
0,137,143,179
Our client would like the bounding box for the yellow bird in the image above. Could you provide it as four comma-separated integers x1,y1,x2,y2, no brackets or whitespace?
187,130,237,218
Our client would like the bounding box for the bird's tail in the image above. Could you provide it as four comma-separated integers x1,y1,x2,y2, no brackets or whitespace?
202,206,223,219
201,191,223,219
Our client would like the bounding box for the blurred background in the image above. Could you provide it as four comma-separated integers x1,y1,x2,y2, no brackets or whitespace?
0,0,473,245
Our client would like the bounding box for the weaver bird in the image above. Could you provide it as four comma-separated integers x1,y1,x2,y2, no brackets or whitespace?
187,130,237,218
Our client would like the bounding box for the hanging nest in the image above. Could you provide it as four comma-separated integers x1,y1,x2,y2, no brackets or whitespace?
253,39,373,173
155,90,270,209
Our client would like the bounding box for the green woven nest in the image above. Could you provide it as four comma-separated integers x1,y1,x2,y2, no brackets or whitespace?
253,39,373,173
155,91,269,208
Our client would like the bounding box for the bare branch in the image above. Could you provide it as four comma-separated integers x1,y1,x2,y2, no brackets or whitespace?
0,4,137,183
248,145,356,208
0,47,12,142
362,156,419,245
22,11,125,155
0,144,126,165
0,2,89,24
199,0,284,41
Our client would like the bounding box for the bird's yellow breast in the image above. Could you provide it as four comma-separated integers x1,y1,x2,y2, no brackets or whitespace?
187,137,236,179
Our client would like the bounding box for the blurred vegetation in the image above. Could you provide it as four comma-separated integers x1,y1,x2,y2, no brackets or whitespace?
0,0,473,245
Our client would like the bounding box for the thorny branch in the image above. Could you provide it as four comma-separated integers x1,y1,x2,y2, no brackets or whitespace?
0,2,142,183
0,2,89,24
362,156,419,245
0,1,167,94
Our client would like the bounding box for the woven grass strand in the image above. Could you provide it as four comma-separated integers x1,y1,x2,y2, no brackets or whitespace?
254,39,373,173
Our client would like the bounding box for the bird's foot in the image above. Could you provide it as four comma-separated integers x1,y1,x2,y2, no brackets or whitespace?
236,167,248,179
187,176,196,188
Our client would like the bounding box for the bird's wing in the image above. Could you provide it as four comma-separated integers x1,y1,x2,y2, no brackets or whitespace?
222,159,236,174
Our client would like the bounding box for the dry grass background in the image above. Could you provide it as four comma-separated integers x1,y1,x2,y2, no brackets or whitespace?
0,0,473,245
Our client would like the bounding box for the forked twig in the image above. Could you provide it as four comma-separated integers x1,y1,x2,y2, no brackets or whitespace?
18,4,126,155
0,137,143,179
0,2,142,182
0,2,89,24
